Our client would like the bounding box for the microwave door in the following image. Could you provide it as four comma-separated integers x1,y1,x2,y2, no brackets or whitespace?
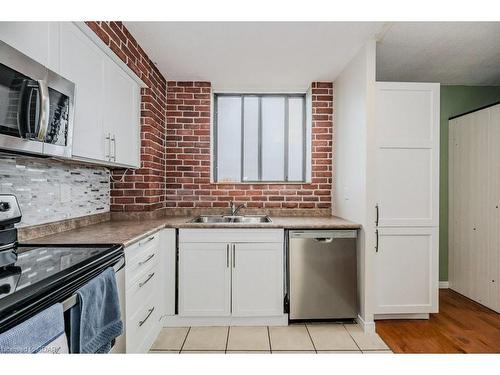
0,64,43,155
42,70,74,158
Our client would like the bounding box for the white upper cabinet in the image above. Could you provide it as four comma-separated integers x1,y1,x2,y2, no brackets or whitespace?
103,59,140,167
0,22,58,71
0,22,142,168
59,22,106,162
375,82,440,227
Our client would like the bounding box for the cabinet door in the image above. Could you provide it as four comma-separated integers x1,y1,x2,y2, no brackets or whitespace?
179,242,231,316
0,22,58,71
374,227,438,314
103,60,140,168
159,229,176,319
59,22,106,162
375,82,440,227
232,242,284,317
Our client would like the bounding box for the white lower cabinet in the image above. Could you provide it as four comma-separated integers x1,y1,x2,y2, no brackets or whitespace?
179,242,231,316
232,242,284,317
178,229,284,320
374,227,438,315
124,228,176,353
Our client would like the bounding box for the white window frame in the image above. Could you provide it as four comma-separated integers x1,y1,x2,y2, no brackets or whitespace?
212,92,312,183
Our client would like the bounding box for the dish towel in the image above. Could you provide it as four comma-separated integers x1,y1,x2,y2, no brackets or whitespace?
0,303,68,354
70,267,123,354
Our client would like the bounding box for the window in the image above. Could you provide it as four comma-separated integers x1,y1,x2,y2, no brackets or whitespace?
214,93,309,183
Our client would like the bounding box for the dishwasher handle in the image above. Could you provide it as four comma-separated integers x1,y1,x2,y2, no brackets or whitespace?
313,237,334,243
290,230,357,239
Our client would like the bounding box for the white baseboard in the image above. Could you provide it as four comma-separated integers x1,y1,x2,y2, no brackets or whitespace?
162,314,289,327
356,314,376,333
374,313,429,320
439,281,449,289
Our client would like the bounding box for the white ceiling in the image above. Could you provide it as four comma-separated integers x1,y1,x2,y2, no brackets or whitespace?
376,22,500,85
125,22,500,89
124,22,384,91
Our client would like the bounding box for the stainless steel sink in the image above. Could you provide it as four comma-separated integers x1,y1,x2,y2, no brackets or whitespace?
189,215,272,224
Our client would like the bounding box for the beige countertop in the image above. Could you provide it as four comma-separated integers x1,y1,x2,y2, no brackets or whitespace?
26,215,360,247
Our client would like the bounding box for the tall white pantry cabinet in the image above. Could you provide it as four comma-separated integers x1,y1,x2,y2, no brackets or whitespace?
448,102,500,313
373,82,440,317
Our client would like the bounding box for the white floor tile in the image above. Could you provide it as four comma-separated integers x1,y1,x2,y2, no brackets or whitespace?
227,326,270,351
306,324,359,351
150,327,189,351
182,326,228,351
269,325,315,351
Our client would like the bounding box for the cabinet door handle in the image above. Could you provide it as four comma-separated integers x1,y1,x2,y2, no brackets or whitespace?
375,204,379,227
111,134,116,162
138,306,155,327
139,272,155,288
375,229,379,253
226,244,229,268
105,133,111,160
140,236,155,246
138,253,155,266
232,244,235,268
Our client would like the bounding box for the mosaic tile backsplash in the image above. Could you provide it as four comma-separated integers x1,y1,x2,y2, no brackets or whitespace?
0,156,110,227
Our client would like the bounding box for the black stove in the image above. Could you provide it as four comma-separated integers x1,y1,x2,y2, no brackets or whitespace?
0,194,124,334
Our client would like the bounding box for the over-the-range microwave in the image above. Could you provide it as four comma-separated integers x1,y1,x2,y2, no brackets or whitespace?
0,40,75,158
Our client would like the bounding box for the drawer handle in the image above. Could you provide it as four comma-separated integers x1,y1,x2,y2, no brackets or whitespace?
139,272,155,288
140,236,155,246
138,253,155,266
138,307,155,327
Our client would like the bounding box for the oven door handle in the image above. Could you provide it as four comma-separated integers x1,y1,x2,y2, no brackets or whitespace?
61,256,125,312
36,80,50,142
114,256,125,273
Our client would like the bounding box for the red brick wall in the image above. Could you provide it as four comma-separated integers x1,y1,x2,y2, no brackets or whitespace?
166,81,332,211
86,21,167,212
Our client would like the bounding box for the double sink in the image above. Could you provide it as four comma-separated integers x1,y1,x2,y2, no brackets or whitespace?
190,215,272,224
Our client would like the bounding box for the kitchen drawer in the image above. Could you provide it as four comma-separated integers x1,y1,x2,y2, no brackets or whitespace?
125,233,160,286
126,263,159,317
126,293,160,353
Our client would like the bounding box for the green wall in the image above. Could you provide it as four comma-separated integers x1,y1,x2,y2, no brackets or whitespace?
440,86,500,281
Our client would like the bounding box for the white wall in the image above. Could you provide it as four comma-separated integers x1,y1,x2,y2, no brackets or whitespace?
333,40,377,330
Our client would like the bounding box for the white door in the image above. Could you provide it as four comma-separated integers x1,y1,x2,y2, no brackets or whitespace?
59,22,106,162
374,227,438,314
449,104,500,313
0,22,58,70
103,59,140,168
231,242,284,317
374,82,440,315
179,242,231,317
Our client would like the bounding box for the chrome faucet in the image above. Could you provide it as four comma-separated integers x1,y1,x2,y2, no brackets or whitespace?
229,200,246,216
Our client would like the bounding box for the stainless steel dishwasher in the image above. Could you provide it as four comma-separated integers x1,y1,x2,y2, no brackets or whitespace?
289,230,358,320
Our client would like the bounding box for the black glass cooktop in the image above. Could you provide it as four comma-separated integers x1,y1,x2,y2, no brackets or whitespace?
0,243,123,333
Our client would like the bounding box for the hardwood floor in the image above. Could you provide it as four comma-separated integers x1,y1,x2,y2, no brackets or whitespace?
376,289,500,353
